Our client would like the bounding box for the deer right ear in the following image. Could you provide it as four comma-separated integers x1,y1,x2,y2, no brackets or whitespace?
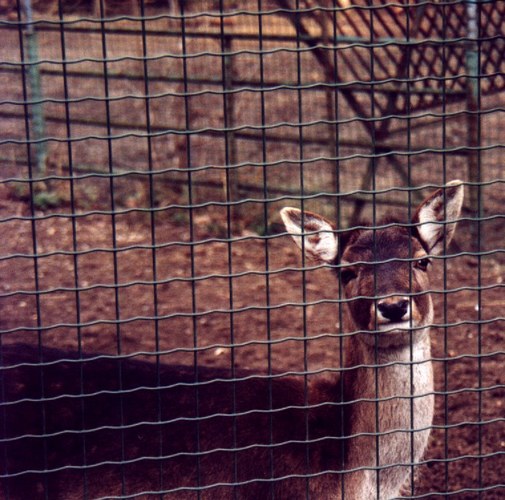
280,207,338,263
413,180,464,255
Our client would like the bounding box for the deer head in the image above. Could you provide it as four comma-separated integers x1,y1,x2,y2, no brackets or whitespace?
281,181,464,348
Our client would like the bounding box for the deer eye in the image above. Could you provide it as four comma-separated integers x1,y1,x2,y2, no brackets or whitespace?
415,258,431,272
340,267,357,285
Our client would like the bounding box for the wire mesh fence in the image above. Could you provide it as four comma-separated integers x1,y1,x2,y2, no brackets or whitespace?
0,0,504,498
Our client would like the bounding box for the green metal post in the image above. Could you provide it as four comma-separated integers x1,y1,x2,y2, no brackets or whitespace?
23,0,47,176
465,1,481,229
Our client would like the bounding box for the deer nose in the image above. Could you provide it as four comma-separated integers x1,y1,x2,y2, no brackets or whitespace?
376,298,410,323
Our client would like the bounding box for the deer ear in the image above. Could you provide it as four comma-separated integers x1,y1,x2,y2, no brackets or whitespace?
413,180,464,256
280,207,338,263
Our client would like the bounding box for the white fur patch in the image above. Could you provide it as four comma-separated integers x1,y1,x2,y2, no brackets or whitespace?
376,320,412,333
415,181,464,255
307,230,338,262
280,207,338,263
417,204,441,251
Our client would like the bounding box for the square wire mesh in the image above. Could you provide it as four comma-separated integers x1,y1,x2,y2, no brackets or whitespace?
0,1,504,498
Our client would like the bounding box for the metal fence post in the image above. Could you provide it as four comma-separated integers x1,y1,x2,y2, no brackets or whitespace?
465,1,481,238
223,33,240,226
22,0,47,176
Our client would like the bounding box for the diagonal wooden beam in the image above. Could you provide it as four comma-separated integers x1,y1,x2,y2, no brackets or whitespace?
277,0,376,139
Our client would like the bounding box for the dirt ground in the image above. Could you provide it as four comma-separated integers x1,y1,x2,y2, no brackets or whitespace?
1,179,504,498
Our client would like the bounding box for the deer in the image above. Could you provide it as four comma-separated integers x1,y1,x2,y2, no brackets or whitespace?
0,181,463,500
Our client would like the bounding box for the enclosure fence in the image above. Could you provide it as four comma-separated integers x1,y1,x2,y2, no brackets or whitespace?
0,0,504,498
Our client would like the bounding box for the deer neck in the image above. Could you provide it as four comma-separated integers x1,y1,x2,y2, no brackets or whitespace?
343,326,433,407
341,327,434,499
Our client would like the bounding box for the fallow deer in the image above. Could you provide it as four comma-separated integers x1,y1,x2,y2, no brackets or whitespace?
0,181,463,499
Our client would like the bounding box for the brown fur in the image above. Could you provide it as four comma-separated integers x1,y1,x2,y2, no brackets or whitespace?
1,345,343,499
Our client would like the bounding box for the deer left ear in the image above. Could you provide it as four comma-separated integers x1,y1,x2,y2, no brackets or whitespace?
412,180,464,256
280,207,338,263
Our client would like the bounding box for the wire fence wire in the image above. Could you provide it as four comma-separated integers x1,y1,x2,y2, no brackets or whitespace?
0,0,504,498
